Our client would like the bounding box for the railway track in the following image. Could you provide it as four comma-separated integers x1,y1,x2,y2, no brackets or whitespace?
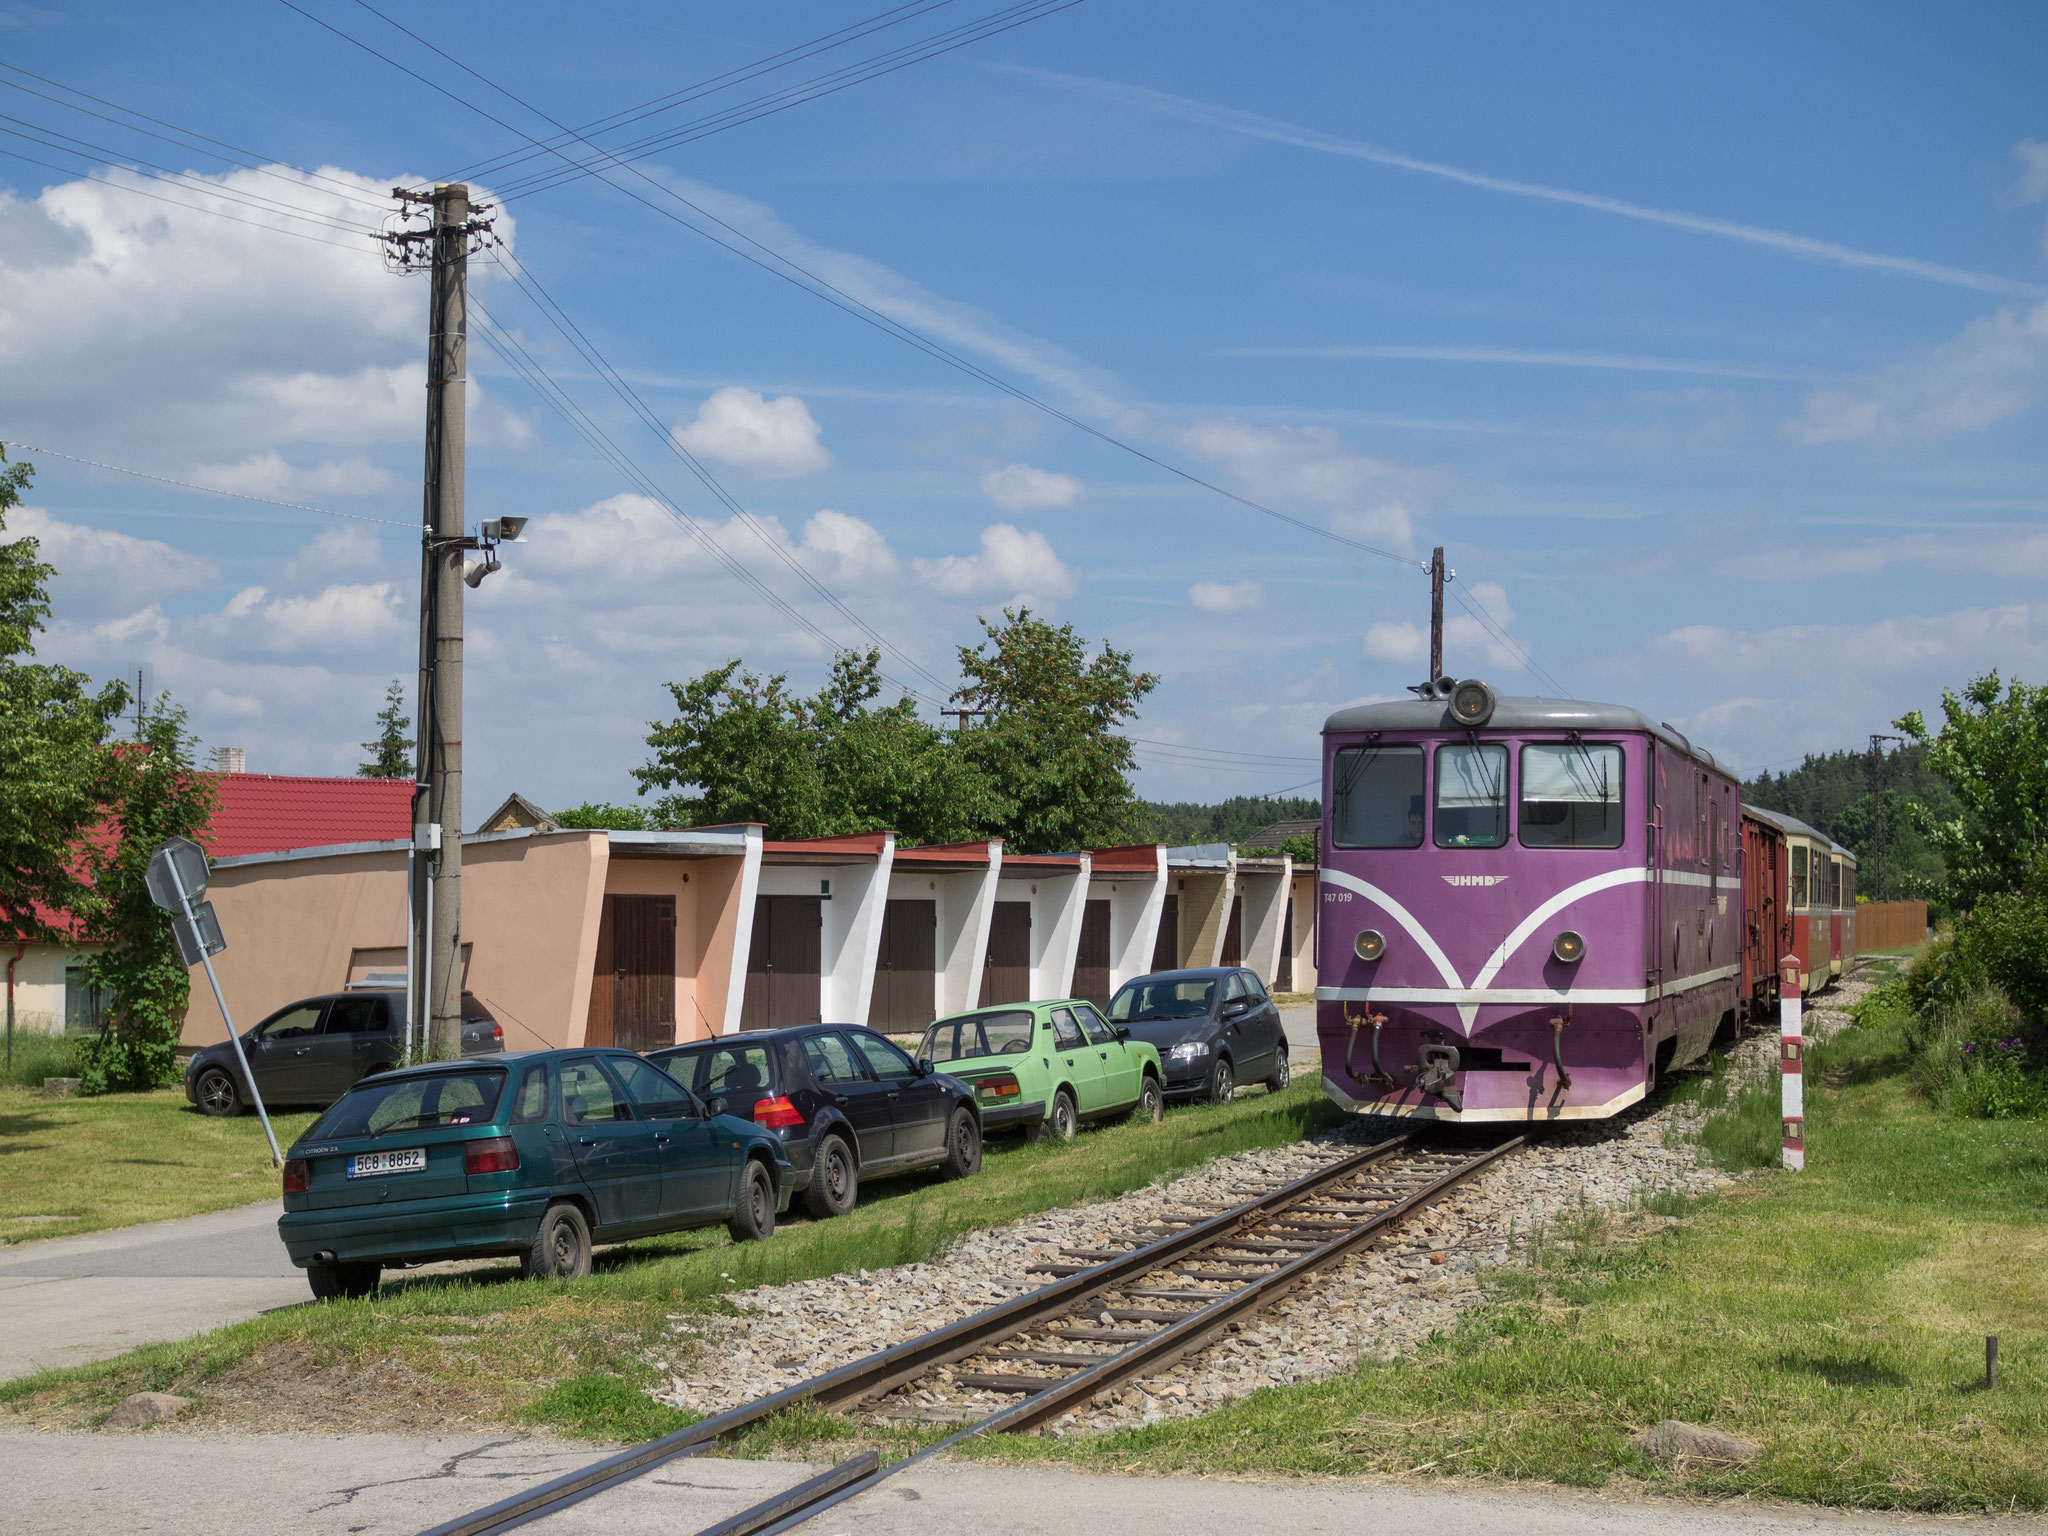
422,1132,1522,1536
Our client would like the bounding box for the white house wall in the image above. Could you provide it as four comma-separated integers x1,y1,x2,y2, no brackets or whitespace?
888,850,1000,1019
1236,857,1293,986
717,827,764,1035
1092,856,1166,993
996,857,1089,1000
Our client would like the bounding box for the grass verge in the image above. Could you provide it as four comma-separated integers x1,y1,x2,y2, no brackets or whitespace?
0,1087,320,1242
1,1081,1342,1434
942,981,2043,1511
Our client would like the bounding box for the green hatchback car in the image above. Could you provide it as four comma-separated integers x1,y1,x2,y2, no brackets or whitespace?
277,1049,792,1299
916,999,1164,1141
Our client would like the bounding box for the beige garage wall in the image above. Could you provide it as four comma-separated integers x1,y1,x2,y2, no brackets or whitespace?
597,853,745,1045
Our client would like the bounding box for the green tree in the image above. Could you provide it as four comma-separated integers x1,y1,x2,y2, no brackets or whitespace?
1897,673,2048,912
953,608,1158,853
0,447,127,944
357,679,412,778
632,650,991,844
555,801,651,831
76,699,217,1094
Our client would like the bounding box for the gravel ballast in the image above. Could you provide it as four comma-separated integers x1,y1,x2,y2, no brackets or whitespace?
652,967,1883,1434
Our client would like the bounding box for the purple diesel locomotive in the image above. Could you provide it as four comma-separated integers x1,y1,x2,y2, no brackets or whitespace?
1317,679,1740,1124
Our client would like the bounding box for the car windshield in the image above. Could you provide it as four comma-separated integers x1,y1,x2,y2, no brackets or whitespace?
308,1069,505,1139
920,1011,1034,1062
1108,978,1216,1022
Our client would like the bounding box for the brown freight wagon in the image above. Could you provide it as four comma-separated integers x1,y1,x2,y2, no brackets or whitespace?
1739,804,1793,1021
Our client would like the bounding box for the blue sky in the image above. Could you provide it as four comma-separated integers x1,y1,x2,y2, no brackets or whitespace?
3,1,2045,818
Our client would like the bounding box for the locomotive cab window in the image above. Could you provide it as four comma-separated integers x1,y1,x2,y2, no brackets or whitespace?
1518,743,1624,849
1331,744,1425,848
1434,743,1508,849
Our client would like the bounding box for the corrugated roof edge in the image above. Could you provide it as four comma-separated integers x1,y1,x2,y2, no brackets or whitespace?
213,825,754,871
1322,692,1723,773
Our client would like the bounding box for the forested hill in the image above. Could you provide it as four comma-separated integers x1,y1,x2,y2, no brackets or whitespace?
1743,744,1958,904
1142,795,1319,847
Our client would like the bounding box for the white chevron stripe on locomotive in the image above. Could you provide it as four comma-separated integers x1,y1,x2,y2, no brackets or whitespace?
1316,865,1736,1024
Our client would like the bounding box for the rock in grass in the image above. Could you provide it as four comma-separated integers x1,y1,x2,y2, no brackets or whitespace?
1629,1419,1760,1464
104,1392,193,1429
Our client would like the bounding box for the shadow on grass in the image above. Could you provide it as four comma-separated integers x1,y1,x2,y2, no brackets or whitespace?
1775,1352,1910,1388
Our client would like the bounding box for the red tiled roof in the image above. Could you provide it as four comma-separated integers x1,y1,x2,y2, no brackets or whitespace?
895,840,998,865
760,832,892,859
204,773,415,859
1087,843,1164,873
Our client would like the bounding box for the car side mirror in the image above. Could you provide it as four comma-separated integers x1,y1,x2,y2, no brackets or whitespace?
1114,1026,1130,1042
1223,998,1250,1020
915,1056,934,1077
706,1095,727,1118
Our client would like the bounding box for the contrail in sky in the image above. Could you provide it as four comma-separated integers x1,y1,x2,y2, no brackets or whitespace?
1217,345,1833,381
1015,68,2047,300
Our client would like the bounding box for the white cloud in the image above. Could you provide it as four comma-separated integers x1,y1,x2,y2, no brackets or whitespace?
799,510,898,585
189,452,404,499
1189,579,1263,613
11,505,219,617
1781,299,2048,444
1362,580,1525,676
1716,526,2048,583
1178,416,1432,550
980,462,1085,513
913,523,1075,603
2016,139,2048,259
672,385,830,477
213,582,407,652
1363,620,1426,664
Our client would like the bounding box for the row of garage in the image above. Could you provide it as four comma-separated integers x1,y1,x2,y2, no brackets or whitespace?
180,824,1316,1055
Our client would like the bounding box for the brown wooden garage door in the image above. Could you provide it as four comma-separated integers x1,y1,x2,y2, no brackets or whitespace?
1220,895,1243,968
741,895,822,1030
585,894,676,1052
868,898,937,1032
978,900,1031,1005
1150,893,1179,972
1074,899,1112,1006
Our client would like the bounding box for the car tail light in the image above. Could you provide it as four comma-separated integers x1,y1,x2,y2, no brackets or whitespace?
975,1072,1022,1100
282,1158,311,1193
752,1094,805,1130
491,1024,503,1042
464,1136,519,1176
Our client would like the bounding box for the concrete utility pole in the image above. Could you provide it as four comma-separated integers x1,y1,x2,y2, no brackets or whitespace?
385,183,496,1059
1427,545,1447,682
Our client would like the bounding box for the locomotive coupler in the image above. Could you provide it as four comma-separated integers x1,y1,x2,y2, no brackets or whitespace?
1549,1013,1572,1089
1415,1042,1462,1111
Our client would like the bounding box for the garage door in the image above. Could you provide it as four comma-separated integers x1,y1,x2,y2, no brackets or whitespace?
868,898,937,1032
1074,899,1111,1006
1150,893,1180,972
741,895,822,1030
978,901,1031,1005
584,894,676,1051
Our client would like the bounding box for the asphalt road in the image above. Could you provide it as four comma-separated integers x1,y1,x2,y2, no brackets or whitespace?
0,1201,305,1382
9,1431,2038,1536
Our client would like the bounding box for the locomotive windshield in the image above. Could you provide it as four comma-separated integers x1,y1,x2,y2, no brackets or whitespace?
1435,743,1508,848
1519,743,1624,848
1330,745,1424,848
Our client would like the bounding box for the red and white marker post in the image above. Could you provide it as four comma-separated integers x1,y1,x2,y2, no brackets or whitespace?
1780,954,1804,1171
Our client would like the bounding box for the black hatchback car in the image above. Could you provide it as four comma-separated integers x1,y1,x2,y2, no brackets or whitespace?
649,1024,982,1219
1106,967,1291,1102
186,989,502,1115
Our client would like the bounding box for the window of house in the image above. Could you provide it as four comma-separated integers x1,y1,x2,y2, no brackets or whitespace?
63,966,113,1034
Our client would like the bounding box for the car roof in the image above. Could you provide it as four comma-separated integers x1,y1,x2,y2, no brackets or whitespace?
651,1024,869,1052
1128,968,1236,983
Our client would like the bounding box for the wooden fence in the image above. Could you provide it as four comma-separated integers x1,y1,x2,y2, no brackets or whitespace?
1856,900,1929,952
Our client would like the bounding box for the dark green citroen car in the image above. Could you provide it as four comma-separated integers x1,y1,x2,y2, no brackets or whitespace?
278,1049,792,1300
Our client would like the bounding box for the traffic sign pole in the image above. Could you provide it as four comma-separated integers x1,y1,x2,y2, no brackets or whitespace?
154,843,282,1166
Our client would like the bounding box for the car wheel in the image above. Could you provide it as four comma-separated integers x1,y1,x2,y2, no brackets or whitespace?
803,1133,858,1219
307,1259,381,1300
1206,1058,1235,1104
1046,1087,1078,1143
1265,1054,1292,1093
729,1159,776,1244
522,1201,592,1281
1130,1073,1164,1124
939,1106,981,1180
195,1068,242,1117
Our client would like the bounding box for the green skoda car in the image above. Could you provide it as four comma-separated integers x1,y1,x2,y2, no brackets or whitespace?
277,1049,792,1299
916,999,1164,1141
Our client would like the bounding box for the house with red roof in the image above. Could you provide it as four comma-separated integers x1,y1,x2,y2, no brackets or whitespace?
6,769,414,1046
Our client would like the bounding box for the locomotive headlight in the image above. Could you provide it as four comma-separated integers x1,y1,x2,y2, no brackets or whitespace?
1354,929,1386,962
1553,930,1586,964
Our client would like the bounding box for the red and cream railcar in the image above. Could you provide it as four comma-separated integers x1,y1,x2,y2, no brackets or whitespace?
1741,807,1851,994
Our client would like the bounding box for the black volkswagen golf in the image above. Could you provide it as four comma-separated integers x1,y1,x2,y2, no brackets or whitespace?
648,1024,982,1219
1106,967,1291,1103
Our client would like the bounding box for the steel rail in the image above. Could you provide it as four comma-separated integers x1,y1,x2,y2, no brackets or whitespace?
418,1134,1414,1536
737,1135,1525,1536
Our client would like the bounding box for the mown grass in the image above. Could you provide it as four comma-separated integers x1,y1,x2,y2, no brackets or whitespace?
1,1080,1341,1433
0,1087,320,1242
943,975,2045,1512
